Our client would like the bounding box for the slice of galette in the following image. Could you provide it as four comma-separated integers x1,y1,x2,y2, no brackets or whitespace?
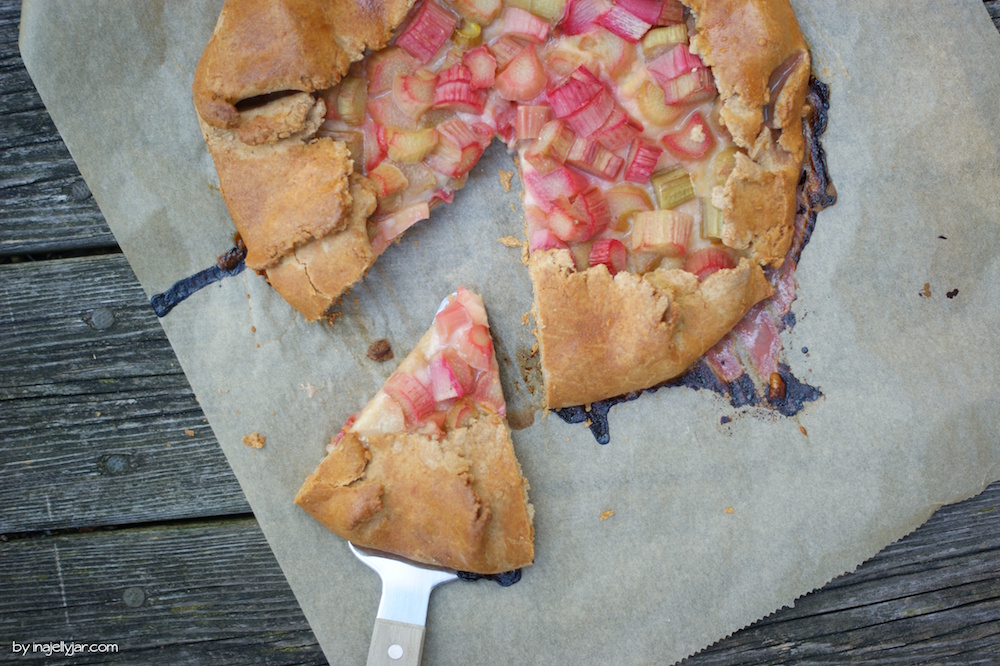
294,287,534,574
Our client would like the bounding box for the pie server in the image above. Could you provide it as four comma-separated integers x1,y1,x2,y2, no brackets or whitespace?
349,542,458,666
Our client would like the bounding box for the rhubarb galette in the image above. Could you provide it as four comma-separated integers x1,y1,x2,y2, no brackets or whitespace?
294,287,534,573
193,0,813,408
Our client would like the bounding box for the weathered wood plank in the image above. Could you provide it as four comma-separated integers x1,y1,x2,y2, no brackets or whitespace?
687,482,1000,664
0,488,997,665
0,518,324,665
0,255,250,533
0,1,117,257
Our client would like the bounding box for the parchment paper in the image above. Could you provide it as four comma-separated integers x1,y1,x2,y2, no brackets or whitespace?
19,2,1000,663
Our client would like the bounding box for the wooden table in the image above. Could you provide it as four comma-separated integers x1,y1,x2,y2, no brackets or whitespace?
2,2,999,663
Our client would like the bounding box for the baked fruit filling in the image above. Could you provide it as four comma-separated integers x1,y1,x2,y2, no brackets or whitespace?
193,0,814,409
295,287,534,573
317,0,749,279
343,287,506,439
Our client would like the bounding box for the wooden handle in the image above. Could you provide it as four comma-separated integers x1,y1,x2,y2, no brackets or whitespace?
366,618,425,666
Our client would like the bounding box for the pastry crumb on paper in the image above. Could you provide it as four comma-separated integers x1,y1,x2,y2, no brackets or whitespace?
242,432,266,449
600,510,615,520
497,235,522,248
498,169,514,192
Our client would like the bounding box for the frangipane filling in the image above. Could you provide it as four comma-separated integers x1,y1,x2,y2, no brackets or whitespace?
316,0,744,280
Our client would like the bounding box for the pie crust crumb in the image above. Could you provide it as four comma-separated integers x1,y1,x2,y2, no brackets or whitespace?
243,432,266,449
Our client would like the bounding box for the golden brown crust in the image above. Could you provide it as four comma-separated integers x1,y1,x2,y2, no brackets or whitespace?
295,415,534,574
192,0,416,130
264,174,377,321
684,0,811,267
530,250,773,409
193,0,415,319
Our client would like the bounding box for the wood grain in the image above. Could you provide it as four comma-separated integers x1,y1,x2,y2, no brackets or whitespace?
0,255,249,533
0,3,116,257
1,1,999,664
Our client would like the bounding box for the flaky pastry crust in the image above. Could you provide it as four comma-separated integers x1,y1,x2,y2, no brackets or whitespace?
684,0,811,267
531,250,773,409
193,0,416,319
295,414,535,574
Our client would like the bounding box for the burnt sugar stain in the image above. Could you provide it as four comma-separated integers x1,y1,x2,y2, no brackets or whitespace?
150,240,247,317
767,364,823,417
458,569,521,587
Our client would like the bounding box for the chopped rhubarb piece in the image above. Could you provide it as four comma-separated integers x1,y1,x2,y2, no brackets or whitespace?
435,298,473,339
429,354,464,402
624,138,663,183
615,0,662,24
523,119,575,174
649,44,707,86
661,68,716,106
596,4,652,43
594,107,641,150
433,80,488,114
661,111,715,159
579,27,634,77
473,371,505,415
368,162,409,198
464,46,497,89
456,323,494,370
429,351,477,402
542,47,586,79
635,80,683,125
370,202,431,255
445,398,477,429
334,77,367,125
485,95,518,141
589,238,627,275
572,186,612,236
395,0,458,63
566,137,624,180
709,146,739,186
704,336,743,383
384,372,435,425
522,165,588,211
393,71,437,120
547,198,591,243
424,118,486,177
651,166,694,209
515,104,552,141
453,18,483,48
631,209,693,256
454,285,489,325
453,0,503,26
605,183,653,230
641,24,688,58
684,246,736,280
367,48,420,95
502,6,551,42
733,304,781,378
494,43,548,102
547,66,604,118
529,228,569,252
439,64,473,84
701,198,725,239
363,118,387,172
387,127,439,163
561,0,612,35
655,0,685,25
529,0,568,21
488,34,530,70
564,88,615,136
368,95,419,131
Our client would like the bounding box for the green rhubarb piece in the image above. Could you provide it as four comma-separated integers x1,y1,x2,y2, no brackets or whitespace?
652,166,695,210
701,198,725,240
